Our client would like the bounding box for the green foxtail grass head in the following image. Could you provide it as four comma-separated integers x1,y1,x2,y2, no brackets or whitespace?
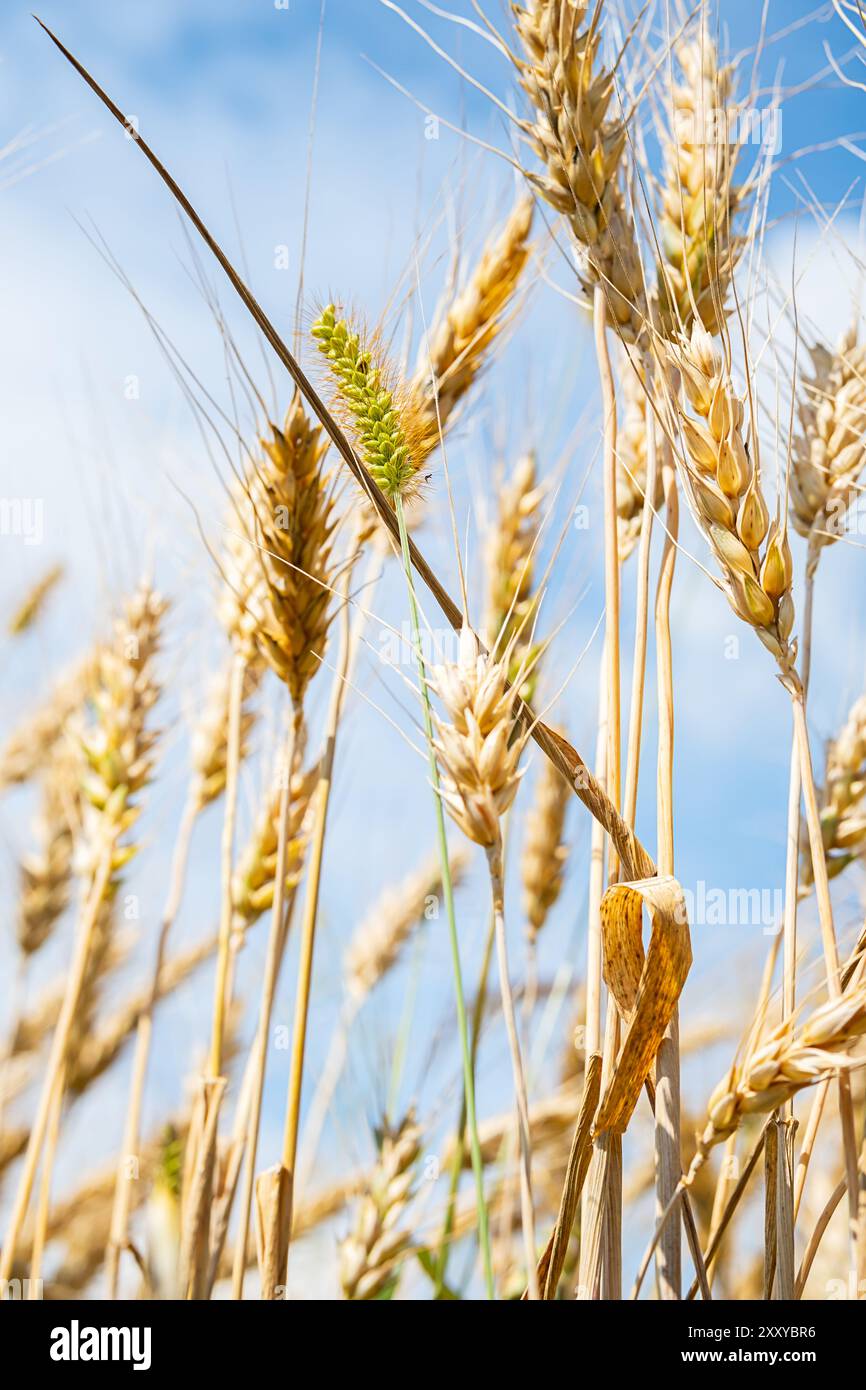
312,305,424,501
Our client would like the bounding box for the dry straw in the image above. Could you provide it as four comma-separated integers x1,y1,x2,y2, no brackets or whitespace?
615,355,663,561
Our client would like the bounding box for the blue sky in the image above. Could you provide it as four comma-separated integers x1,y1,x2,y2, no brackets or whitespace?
2,1,866,1295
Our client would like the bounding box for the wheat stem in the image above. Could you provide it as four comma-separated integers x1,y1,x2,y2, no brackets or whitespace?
105,786,200,1298
0,847,113,1283
790,689,862,1285
435,901,496,1296
28,1063,65,1293
486,840,539,1300
393,490,494,1298
654,438,681,1298
209,649,246,1079
233,709,303,1300
281,571,353,1275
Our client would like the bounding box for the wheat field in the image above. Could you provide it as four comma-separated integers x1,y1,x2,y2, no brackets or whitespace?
2,0,866,1308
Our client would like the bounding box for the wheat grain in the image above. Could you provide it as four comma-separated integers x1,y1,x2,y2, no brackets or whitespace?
0,655,94,790
431,626,525,848
313,305,433,500
431,625,538,1295
16,759,76,957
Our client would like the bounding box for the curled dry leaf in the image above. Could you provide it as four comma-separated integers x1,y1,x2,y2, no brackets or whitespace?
594,874,692,1135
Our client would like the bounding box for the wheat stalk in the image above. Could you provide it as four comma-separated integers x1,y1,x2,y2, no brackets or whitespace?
615,355,663,562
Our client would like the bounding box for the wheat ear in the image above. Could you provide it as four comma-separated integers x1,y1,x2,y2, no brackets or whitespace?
0,586,166,1284
7,561,64,636
485,451,544,700
791,330,866,563
339,1112,421,1299
410,195,534,452
657,36,747,337
694,985,866,1165
512,0,646,337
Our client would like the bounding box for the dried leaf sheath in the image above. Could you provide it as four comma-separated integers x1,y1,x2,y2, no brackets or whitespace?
594,876,692,1136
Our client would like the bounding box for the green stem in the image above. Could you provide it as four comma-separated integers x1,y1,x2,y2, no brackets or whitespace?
437,908,495,1295
394,491,494,1300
